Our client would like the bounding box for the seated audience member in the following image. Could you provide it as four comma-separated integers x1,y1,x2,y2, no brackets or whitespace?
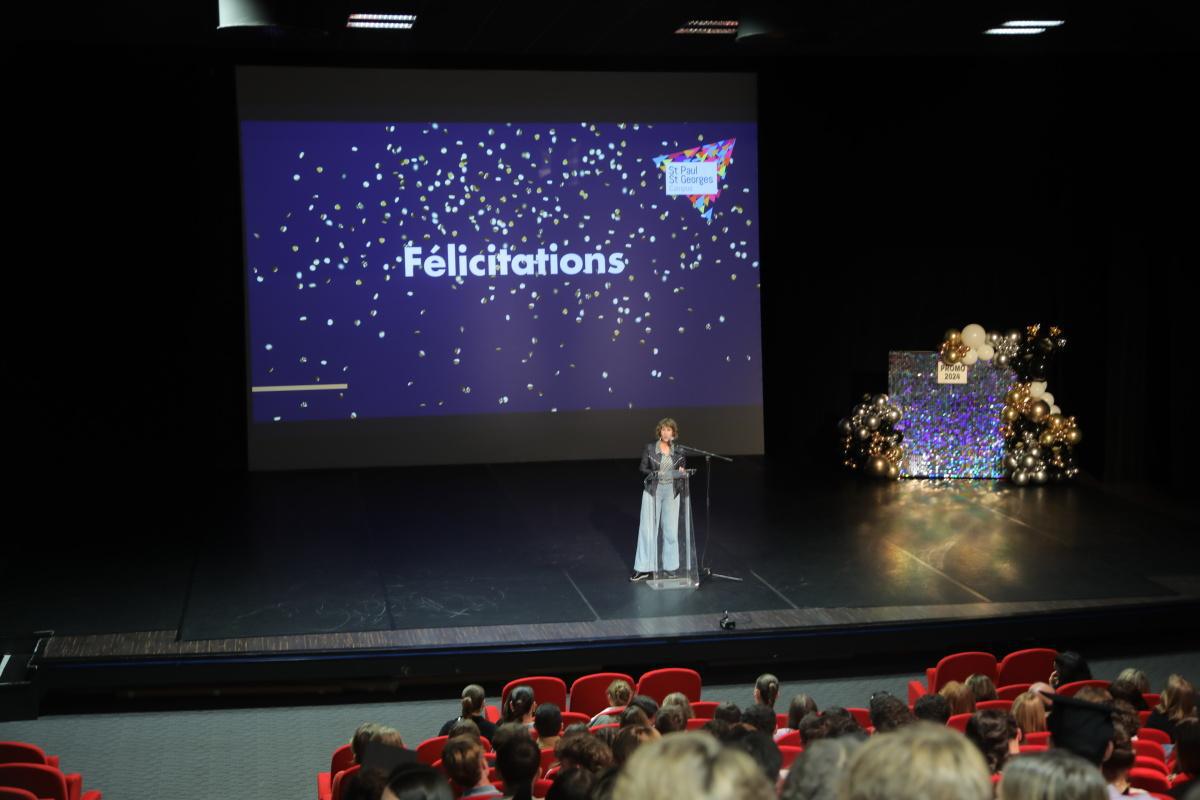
490,723,531,756
501,686,537,727
613,731,776,800
780,737,863,800
1045,694,1114,767
661,691,695,720
869,691,916,733
755,673,782,710
799,712,831,746
998,750,1108,800
1108,680,1149,712
742,703,779,736
703,718,733,741
1050,652,1093,690
1012,691,1048,736
554,731,613,774
352,723,406,764
344,766,390,800
1030,683,1056,712
777,694,820,743
545,766,594,800
1147,675,1197,742
1169,719,1200,799
442,736,502,799
533,704,562,753
1074,686,1114,705
822,706,866,739
591,724,618,750
1099,721,1141,797
589,680,633,725
382,763,454,800
654,705,687,735
967,674,1000,704
843,722,992,800
964,710,1021,775
940,681,976,716
714,702,743,725
441,684,498,740
561,723,589,738
495,734,540,800
732,729,784,785
611,724,658,766
1116,669,1151,696
447,718,482,743
629,694,660,720
618,705,650,729
914,694,953,725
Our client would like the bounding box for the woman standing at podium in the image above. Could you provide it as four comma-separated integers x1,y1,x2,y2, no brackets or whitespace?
631,417,688,581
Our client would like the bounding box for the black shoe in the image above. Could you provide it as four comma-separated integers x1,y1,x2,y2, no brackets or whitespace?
630,571,651,582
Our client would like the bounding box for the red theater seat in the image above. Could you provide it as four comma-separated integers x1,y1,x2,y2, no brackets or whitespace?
947,713,972,733
847,708,872,729
976,700,1012,711
779,746,802,769
567,673,634,718
1019,744,1049,754
560,712,591,728
502,677,568,711
1137,728,1171,746
331,764,359,800
1128,768,1171,794
998,683,1033,700
686,718,710,731
997,648,1057,687
533,779,554,799
776,731,802,747
1055,680,1110,697
691,701,719,719
1133,739,1167,763
318,744,355,800
1135,756,1169,774
416,736,450,766
908,652,998,705
636,668,702,703
0,764,101,800
1024,732,1051,746
0,790,38,800
0,742,61,770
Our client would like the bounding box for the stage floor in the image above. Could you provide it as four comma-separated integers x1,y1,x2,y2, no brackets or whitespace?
7,458,1198,674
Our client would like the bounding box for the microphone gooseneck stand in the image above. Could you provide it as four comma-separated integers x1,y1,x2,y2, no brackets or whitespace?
673,441,740,584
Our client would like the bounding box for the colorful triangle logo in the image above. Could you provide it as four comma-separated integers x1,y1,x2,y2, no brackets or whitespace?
653,138,736,223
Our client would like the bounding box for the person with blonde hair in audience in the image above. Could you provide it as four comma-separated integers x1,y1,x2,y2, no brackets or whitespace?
590,679,633,725
1147,675,1197,742
842,721,991,800
1116,669,1150,695
1013,691,1049,736
967,674,999,703
662,691,695,720
350,722,405,764
754,673,781,709
441,684,497,740
998,749,1108,800
614,731,776,800
940,681,976,716
442,736,503,799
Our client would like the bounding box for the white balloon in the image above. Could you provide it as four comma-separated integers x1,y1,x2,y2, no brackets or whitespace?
977,344,995,361
1041,392,1055,407
962,349,979,365
962,324,987,349
1029,381,1048,398
1050,405,1061,415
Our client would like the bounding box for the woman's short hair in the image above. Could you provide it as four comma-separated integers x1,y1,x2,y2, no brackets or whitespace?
998,749,1108,800
1116,668,1150,694
787,694,820,730
555,732,614,773
1011,691,1047,735
939,681,976,716
441,736,485,788
964,710,1019,774
446,718,481,741
965,674,998,703
655,418,679,438
351,723,404,763
606,679,633,706
662,692,695,719
613,731,775,800
842,722,991,800
383,763,454,800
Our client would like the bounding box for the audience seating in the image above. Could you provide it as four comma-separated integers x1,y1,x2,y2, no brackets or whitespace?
1142,693,1160,707
1134,739,1167,762
1128,768,1172,794
776,713,789,730
976,700,1011,711
416,736,450,766
686,718,710,731
1137,728,1171,746
317,744,354,800
559,711,591,728
690,701,719,719
0,764,101,800
533,778,553,799
330,764,359,800
908,651,999,705
636,668,702,703
779,746,802,769
538,749,557,772
1135,756,1169,774
776,730,802,747
846,708,872,729
998,683,1033,700
0,743,61,770
0,789,38,800
1018,744,1048,753
501,677,568,711
1055,679,1110,697
567,673,634,717
1139,710,1153,725
1024,731,1051,746
947,713,972,733
997,648,1057,687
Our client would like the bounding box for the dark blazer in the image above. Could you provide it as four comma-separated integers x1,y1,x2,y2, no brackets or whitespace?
640,442,688,498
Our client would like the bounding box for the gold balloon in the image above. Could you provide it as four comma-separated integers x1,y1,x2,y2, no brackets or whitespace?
1047,413,1066,430
1064,428,1082,445
1006,387,1030,406
1025,400,1050,423
943,347,962,364
946,329,962,345
1039,430,1056,447
1001,406,1020,423
865,455,889,477
886,462,900,480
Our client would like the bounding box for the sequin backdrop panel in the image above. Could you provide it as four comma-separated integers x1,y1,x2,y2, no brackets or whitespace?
888,351,1009,478
242,121,762,423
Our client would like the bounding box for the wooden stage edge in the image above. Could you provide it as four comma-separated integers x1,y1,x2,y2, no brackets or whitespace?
43,589,1198,661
